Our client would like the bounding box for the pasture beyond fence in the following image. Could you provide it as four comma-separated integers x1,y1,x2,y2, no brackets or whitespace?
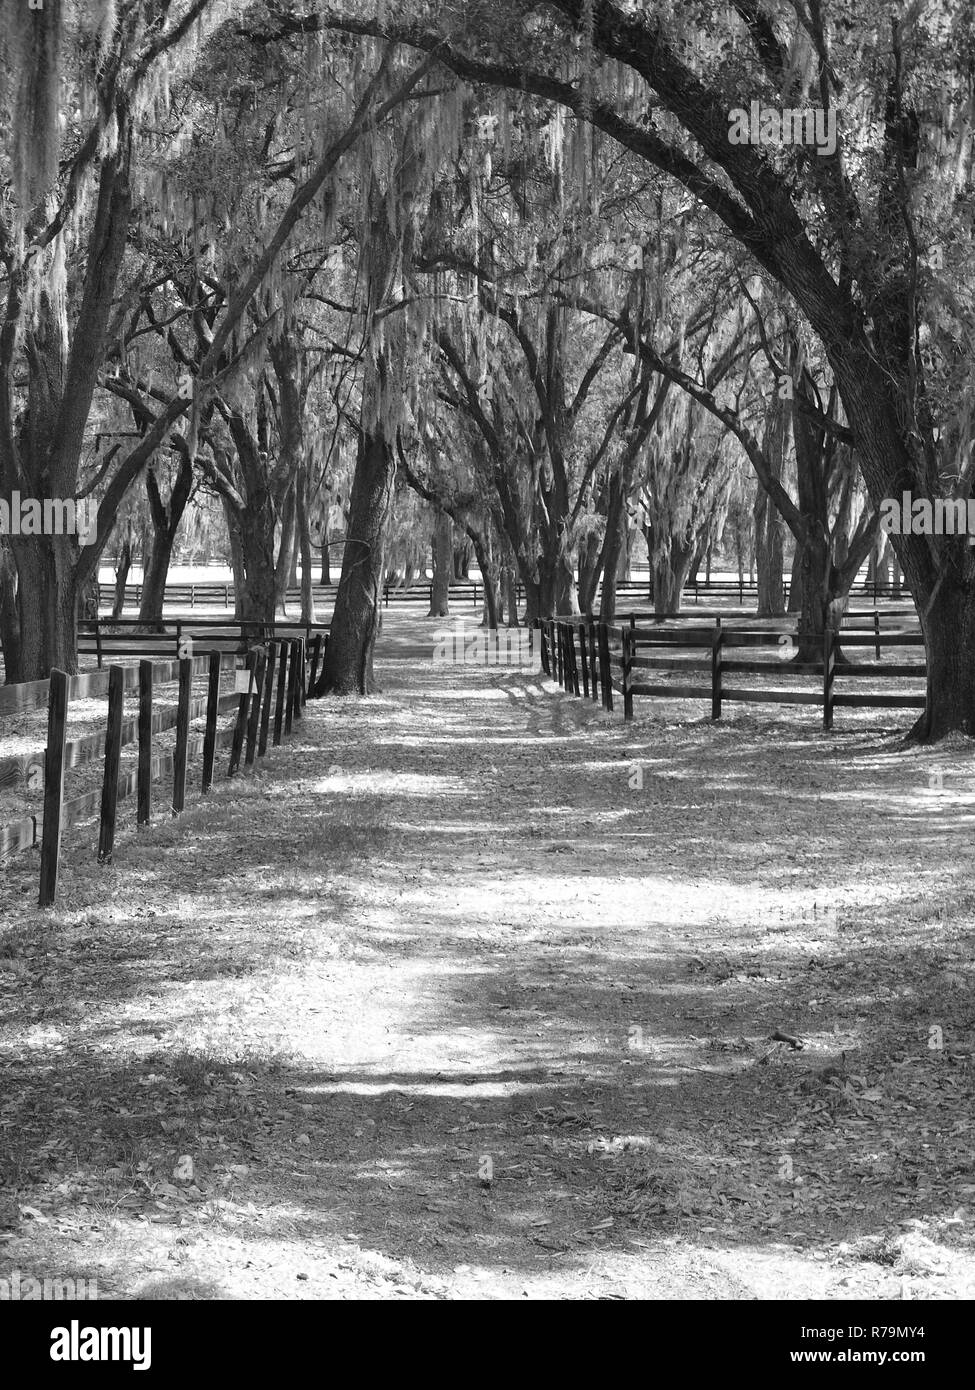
0,635,317,907
539,614,927,730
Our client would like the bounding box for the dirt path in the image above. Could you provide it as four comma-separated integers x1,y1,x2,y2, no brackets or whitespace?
1,609,974,1299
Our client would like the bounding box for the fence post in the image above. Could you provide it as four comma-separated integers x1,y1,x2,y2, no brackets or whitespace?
711,618,723,720
588,623,598,702
259,641,277,757
201,651,221,793
172,657,193,814
539,622,549,676
578,622,589,697
273,641,288,745
95,618,103,670
598,624,613,713
308,633,323,693
245,649,268,767
98,666,125,863
874,608,881,662
138,660,153,826
285,640,299,735
622,627,634,721
229,652,256,776
296,637,306,714
38,670,68,908
823,627,836,732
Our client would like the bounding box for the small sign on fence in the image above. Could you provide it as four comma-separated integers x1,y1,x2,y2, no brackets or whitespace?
177,636,193,660
234,668,253,695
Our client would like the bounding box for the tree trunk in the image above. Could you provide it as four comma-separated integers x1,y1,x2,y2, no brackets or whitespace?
297,464,317,624
791,527,838,661
112,534,133,620
504,567,519,627
787,539,803,614
10,537,80,681
652,537,696,617
554,561,579,616
0,546,22,682
239,491,277,625
289,523,300,589
914,576,975,739
274,482,297,615
867,532,892,595
320,428,395,694
320,526,331,585
598,471,629,622
429,510,452,617
470,532,499,628
577,528,602,614
137,452,194,628
453,540,472,581
686,545,703,592
224,501,246,619
137,535,176,629
754,487,785,616
616,524,632,582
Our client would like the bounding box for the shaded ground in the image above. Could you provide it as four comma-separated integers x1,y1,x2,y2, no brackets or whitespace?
0,608,973,1299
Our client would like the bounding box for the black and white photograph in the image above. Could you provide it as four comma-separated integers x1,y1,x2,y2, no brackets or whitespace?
0,0,972,1348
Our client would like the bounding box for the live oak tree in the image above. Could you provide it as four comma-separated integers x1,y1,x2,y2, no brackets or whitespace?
280,0,975,736
319,103,447,694
0,0,214,680
0,0,432,679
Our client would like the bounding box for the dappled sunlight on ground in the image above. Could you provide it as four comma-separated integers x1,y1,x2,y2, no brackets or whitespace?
0,607,973,1298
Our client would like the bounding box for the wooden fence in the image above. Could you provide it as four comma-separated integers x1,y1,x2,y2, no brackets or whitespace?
1,636,315,906
98,577,515,612
538,617,927,730
78,616,329,668
98,580,327,610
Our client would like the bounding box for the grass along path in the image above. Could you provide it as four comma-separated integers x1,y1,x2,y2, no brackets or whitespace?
0,609,974,1299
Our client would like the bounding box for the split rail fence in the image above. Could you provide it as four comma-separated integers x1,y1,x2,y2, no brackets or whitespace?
0,634,322,907
538,615,926,729
78,617,329,668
